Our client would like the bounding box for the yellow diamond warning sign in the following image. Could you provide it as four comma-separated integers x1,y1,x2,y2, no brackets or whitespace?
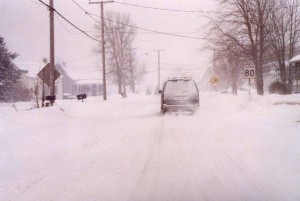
209,76,219,85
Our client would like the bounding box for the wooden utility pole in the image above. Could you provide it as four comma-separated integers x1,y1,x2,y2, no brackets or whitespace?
42,68,45,107
89,0,114,101
154,50,164,92
49,0,55,98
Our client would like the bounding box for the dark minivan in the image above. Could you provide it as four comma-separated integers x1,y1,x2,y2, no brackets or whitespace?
159,77,200,114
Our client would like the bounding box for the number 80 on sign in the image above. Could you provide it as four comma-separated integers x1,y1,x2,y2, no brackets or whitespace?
244,66,255,79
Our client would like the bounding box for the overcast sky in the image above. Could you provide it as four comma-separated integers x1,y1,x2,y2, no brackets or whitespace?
0,0,216,91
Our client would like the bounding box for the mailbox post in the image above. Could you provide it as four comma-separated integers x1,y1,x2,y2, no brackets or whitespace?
45,95,56,106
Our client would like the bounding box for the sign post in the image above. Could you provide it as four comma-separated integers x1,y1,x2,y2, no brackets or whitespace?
37,63,61,106
42,68,45,107
244,65,255,95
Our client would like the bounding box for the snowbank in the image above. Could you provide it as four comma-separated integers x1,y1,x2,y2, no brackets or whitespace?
1,93,299,201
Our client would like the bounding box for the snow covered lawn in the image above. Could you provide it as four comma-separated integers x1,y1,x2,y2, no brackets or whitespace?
1,93,300,201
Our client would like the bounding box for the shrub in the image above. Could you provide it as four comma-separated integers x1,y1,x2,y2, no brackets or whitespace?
269,81,288,95
10,83,33,102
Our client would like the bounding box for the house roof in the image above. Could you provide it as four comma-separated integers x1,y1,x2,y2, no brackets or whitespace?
59,61,102,82
15,62,46,78
289,55,300,63
16,61,103,83
265,61,289,67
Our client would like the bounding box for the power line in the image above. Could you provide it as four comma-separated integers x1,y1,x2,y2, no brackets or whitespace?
114,1,208,13
29,0,43,5
54,13,81,35
71,0,101,24
100,15,205,40
37,0,101,42
161,67,206,71
82,29,203,49
71,0,88,14
75,30,199,35
144,61,204,68
63,55,99,63
143,67,205,74
136,38,201,50
71,0,205,40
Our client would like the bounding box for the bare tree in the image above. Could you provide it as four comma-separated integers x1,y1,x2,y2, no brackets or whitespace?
266,0,300,90
203,8,248,94
205,0,271,95
266,0,288,83
96,11,136,97
287,0,300,91
211,48,245,94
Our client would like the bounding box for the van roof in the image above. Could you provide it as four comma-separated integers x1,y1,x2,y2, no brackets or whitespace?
168,77,192,81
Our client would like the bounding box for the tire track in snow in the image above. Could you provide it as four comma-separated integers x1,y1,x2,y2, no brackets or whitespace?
128,115,209,201
3,174,48,201
127,117,165,201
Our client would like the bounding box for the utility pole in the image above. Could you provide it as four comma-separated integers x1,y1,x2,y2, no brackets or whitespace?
49,0,55,102
42,68,45,107
154,49,164,93
89,0,114,101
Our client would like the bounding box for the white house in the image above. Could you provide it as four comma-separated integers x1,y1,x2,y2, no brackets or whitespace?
16,62,63,99
289,55,300,93
56,62,103,98
16,60,107,100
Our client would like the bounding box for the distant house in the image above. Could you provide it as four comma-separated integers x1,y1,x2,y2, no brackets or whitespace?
16,61,104,100
56,62,103,98
289,55,300,93
263,61,284,93
16,62,63,99
260,60,300,93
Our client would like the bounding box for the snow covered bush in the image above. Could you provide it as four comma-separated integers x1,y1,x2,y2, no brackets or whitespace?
269,81,288,95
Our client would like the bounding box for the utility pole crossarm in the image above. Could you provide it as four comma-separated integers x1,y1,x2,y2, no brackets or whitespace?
89,0,114,4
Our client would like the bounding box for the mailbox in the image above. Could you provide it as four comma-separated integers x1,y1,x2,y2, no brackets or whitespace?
45,95,56,101
77,94,87,102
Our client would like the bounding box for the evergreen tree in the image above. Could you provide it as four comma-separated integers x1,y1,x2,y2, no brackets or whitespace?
0,36,21,102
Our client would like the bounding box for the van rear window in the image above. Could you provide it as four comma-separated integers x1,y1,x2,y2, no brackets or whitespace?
164,80,197,95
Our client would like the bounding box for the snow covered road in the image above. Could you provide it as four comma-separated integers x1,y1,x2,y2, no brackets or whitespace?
1,94,300,201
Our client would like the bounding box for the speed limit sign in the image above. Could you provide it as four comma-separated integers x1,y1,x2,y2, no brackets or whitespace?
244,65,255,79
